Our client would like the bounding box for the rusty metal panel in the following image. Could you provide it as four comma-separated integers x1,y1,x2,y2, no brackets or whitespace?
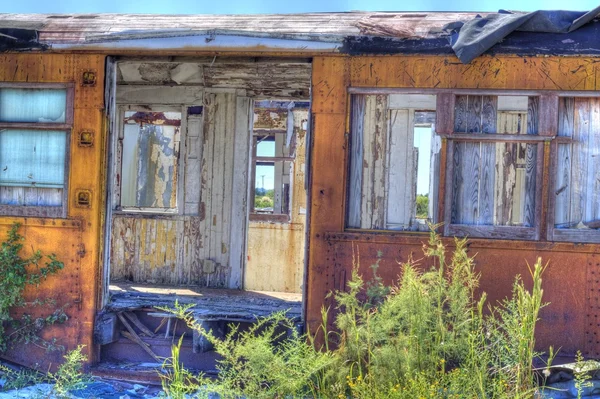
307,55,600,357
0,53,106,369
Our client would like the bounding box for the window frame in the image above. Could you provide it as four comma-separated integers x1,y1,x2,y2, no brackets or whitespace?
546,93,600,243
249,130,294,223
0,82,74,218
113,104,185,215
344,92,440,231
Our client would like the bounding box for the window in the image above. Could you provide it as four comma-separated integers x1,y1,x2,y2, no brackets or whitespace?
444,95,543,240
0,86,72,217
117,110,181,212
549,97,600,243
250,103,296,222
347,94,440,231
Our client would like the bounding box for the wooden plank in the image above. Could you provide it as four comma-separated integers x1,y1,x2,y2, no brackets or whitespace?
347,95,365,228
184,114,204,215
478,95,496,225
435,93,454,134
386,109,413,229
570,98,591,225
371,94,388,229
454,95,468,133
461,96,482,224
229,97,252,289
539,94,559,136
524,97,539,227
389,94,436,110
116,85,204,105
590,98,600,222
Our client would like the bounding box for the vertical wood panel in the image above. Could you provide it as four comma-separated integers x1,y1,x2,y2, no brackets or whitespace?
571,98,591,225
347,95,365,228
479,96,496,224
524,97,539,227
229,97,252,289
387,109,413,228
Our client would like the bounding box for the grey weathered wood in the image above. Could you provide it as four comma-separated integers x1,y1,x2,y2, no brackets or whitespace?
539,94,559,136
347,95,365,228
389,94,436,110
386,109,414,229
454,95,468,133
479,96,496,225
117,85,204,105
570,98,591,225
360,95,388,229
523,97,539,227
435,93,455,134
229,97,253,289
447,224,538,240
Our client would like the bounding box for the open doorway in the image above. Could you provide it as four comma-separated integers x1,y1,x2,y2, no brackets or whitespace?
244,101,309,294
97,57,311,370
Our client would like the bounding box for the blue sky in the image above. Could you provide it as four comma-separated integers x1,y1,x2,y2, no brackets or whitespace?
3,0,599,14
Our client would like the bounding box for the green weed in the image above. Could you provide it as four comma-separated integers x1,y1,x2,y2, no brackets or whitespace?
162,228,548,398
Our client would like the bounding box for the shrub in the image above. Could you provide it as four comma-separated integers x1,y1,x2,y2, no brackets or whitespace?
163,228,547,398
0,223,66,353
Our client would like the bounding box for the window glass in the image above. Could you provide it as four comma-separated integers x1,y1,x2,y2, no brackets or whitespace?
347,94,439,231
554,97,600,231
120,111,181,209
0,130,66,188
0,129,66,208
0,89,67,123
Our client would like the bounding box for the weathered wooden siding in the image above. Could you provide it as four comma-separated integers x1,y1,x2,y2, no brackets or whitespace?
245,108,308,293
110,90,252,288
0,54,106,369
309,55,600,358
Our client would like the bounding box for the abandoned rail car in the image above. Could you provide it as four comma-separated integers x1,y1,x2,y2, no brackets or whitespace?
1,10,600,372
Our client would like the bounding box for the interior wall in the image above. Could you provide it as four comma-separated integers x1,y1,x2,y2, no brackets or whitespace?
245,108,308,293
108,58,311,289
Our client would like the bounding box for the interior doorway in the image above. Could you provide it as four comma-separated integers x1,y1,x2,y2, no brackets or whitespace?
244,101,309,294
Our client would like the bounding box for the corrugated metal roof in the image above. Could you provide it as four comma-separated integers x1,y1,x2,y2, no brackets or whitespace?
0,12,478,44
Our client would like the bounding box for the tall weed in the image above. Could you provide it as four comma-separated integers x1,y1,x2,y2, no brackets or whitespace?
164,228,547,398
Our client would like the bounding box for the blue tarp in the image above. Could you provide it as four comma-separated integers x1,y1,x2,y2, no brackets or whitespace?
445,7,600,63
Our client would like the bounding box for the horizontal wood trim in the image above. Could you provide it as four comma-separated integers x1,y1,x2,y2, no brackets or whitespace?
0,205,65,218
447,224,538,241
0,123,72,130
349,87,600,97
324,230,600,254
255,156,294,162
550,229,600,244
249,213,290,223
253,129,287,135
441,133,552,142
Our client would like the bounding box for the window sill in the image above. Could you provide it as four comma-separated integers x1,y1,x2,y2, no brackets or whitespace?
549,228,600,244
446,224,538,241
249,213,290,223
0,205,65,218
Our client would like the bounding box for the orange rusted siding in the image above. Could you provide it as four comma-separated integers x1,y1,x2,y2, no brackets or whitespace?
0,54,106,369
308,55,600,357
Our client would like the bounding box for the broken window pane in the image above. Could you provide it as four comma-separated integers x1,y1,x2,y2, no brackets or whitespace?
347,94,439,231
0,89,67,123
0,129,66,207
120,111,181,209
554,97,600,231
450,95,539,228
